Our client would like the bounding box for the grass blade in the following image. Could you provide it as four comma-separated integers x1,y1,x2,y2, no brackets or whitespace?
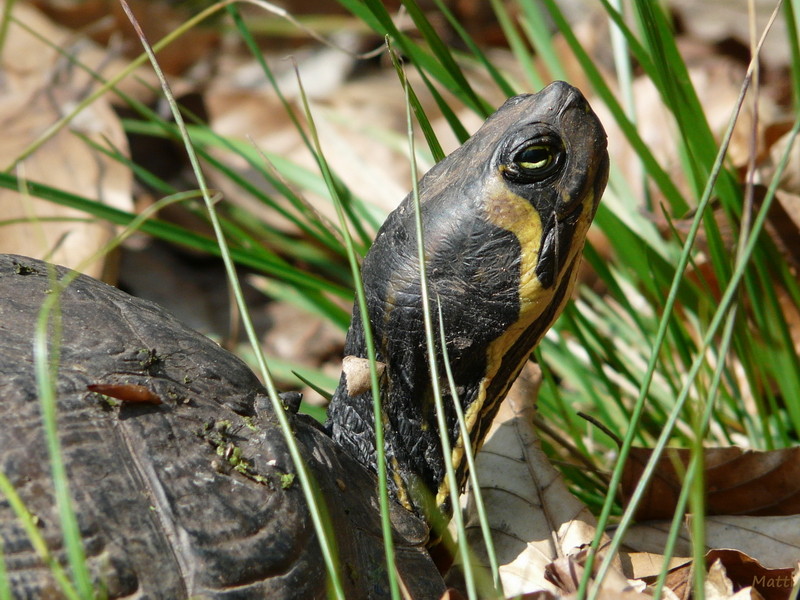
0,173,353,300
398,62,480,600
33,279,93,599
0,474,81,600
117,2,349,595
294,50,401,600
436,301,502,596
579,30,775,597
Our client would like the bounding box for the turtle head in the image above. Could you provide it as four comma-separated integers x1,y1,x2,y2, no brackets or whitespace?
327,82,608,522
491,82,609,288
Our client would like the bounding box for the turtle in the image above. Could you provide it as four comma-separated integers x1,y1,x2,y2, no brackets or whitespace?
0,81,608,598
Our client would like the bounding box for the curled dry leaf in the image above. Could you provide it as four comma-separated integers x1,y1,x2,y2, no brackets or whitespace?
706,549,794,600
706,558,740,600
458,363,621,596
438,587,467,600
342,355,386,398
618,514,800,590
545,545,647,598
651,559,692,600
621,446,800,521
0,2,133,280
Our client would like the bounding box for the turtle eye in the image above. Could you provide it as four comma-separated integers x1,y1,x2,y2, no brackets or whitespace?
516,144,554,171
503,135,563,183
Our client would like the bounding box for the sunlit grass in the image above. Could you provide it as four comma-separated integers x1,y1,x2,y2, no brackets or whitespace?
1,0,798,598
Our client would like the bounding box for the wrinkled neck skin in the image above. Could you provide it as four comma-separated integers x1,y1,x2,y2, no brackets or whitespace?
325,211,587,523
325,204,593,524
326,81,609,525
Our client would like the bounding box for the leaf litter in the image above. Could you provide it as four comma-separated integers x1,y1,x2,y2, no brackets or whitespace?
456,366,800,600
5,2,800,600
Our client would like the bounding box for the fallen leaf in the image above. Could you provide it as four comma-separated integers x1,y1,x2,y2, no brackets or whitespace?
438,588,467,600
594,51,777,211
619,520,693,558
621,447,800,521
624,550,692,581
702,515,800,570
671,0,791,68
203,44,506,235
617,513,800,594
706,549,794,600
544,546,644,596
458,363,621,596
656,559,692,600
0,2,133,280
707,558,737,599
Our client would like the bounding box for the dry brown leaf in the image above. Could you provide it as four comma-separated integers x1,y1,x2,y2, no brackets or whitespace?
764,128,800,197
648,550,793,600
559,592,656,600
706,549,794,600
617,514,800,593
457,363,621,596
32,0,219,77
204,65,480,234
623,550,692,581
701,515,800,570
438,587,467,600
87,383,162,405
621,447,800,521
653,559,693,600
759,127,800,274
0,1,133,279
706,556,773,600
545,546,646,597
204,38,524,237
620,520,693,558
594,53,777,208
1,1,158,101
670,0,791,68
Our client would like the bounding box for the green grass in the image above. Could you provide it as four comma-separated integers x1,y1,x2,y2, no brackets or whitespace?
1,0,799,598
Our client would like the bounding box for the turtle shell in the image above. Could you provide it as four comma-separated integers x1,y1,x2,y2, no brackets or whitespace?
0,254,444,599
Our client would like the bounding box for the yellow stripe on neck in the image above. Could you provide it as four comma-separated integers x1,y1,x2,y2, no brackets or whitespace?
436,175,593,509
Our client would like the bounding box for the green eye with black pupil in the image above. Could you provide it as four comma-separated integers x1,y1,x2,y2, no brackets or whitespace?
516,144,553,171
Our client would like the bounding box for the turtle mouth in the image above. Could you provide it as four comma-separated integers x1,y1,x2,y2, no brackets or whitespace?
534,199,585,289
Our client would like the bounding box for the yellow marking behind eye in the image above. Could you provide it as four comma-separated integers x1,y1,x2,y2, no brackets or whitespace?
435,174,594,509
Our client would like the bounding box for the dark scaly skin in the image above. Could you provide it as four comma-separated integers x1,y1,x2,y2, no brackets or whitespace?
0,81,607,597
0,254,444,599
327,81,609,519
